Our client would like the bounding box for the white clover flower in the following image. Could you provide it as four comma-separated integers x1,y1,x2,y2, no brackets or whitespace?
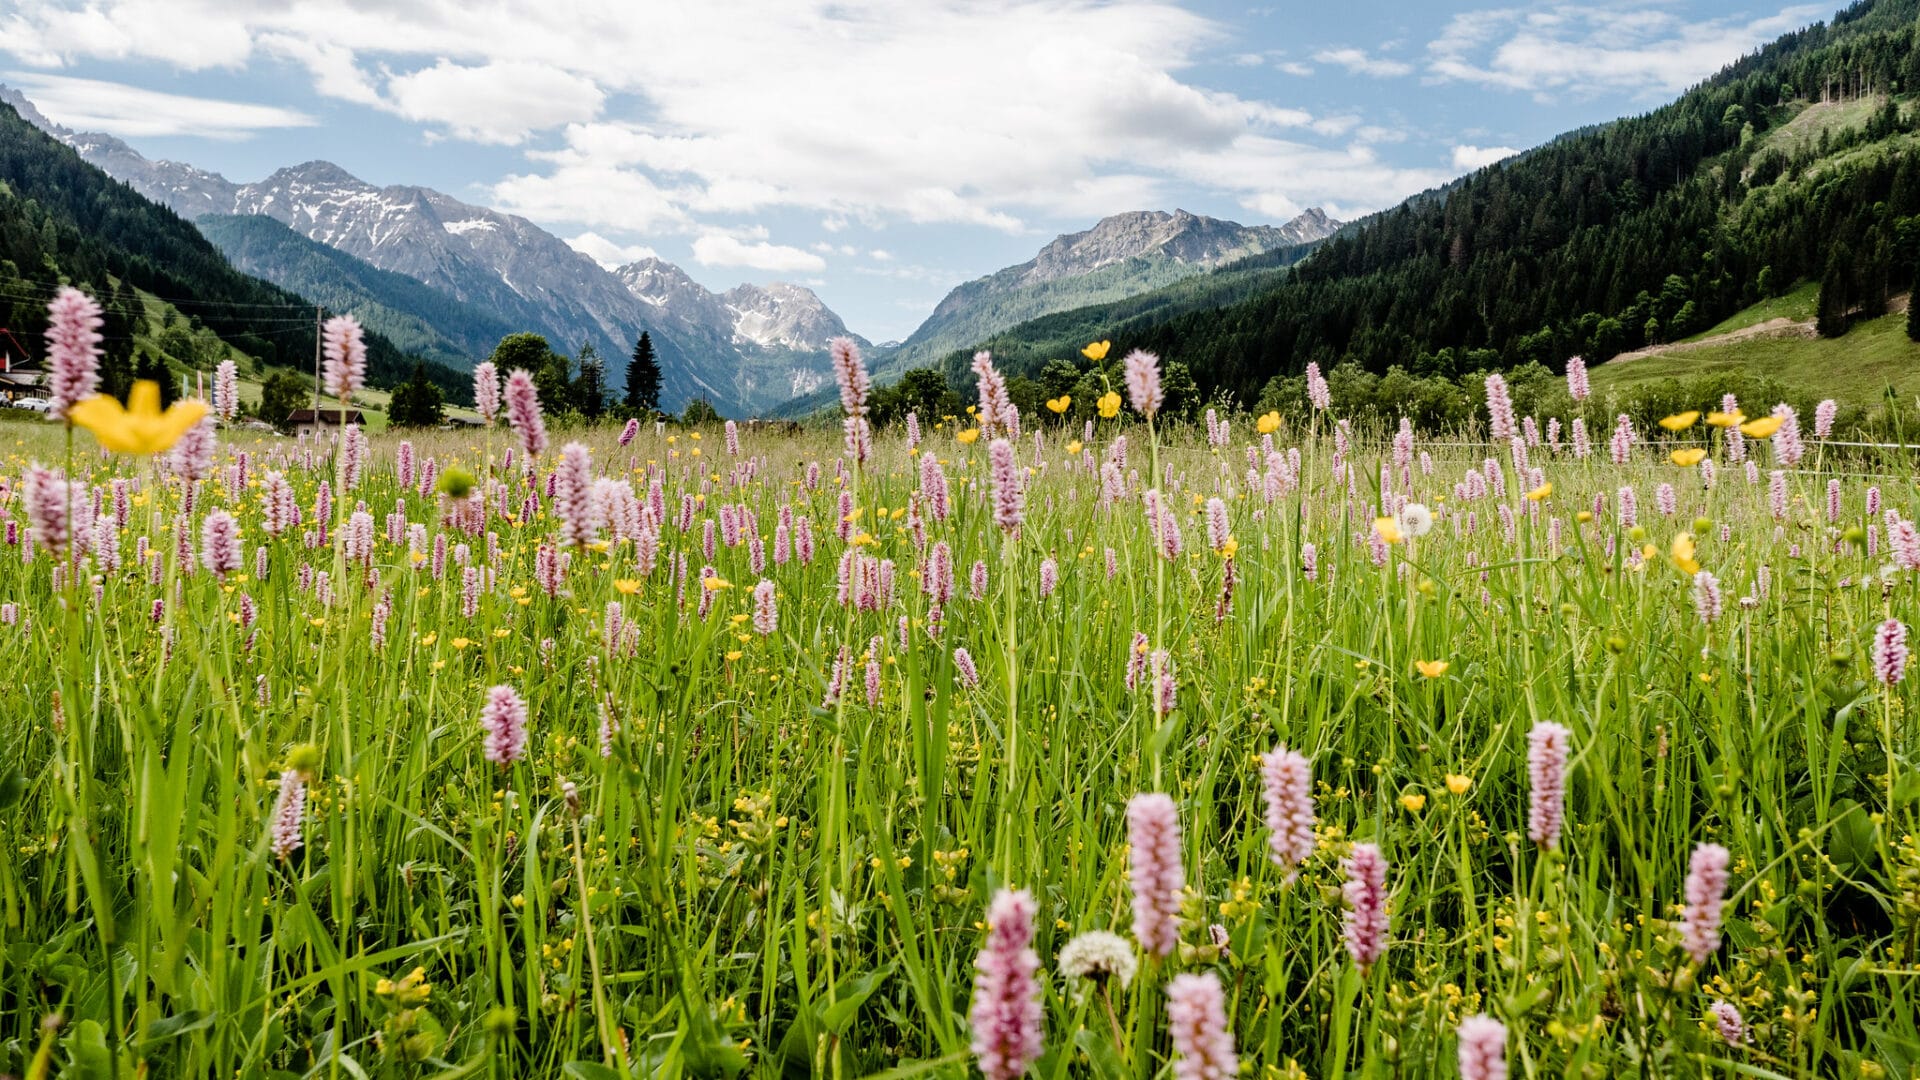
1058,930,1138,991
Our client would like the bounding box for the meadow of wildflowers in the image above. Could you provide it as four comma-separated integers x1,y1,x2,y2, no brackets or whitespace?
4,309,1920,1078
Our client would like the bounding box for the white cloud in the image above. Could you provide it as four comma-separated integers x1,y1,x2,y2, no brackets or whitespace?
382,60,603,144
0,1,1459,236
1314,47,1413,78
566,230,658,268
1276,61,1316,77
1451,144,1519,170
2,71,314,138
692,233,827,274
1428,4,1828,98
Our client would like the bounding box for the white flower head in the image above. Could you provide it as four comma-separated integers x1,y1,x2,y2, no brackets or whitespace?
1398,502,1434,538
1058,930,1138,991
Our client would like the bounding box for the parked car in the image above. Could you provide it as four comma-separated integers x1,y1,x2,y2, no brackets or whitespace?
10,397,51,412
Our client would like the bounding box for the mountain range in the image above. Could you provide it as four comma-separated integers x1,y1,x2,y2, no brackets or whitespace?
0,84,860,414
0,82,1340,415
882,207,1338,375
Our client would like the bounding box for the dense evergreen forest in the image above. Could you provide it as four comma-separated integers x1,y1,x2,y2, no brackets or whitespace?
0,102,471,404
943,0,1920,411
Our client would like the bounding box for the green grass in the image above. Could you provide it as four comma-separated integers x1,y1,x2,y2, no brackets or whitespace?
1681,280,1820,341
1596,306,1919,403
5,388,1920,1078
1756,95,1891,159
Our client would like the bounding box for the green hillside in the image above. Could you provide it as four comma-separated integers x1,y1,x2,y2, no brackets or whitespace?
1593,292,1918,404
933,0,1920,417
197,214,513,369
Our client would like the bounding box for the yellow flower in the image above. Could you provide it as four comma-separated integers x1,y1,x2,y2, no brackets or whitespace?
1525,482,1552,501
1670,532,1700,575
1739,416,1782,439
451,637,472,650
1445,774,1472,795
613,578,642,594
1415,660,1449,679
1658,411,1700,432
1046,395,1071,414
1097,391,1122,419
1399,793,1427,813
1082,340,1111,361
725,650,743,661
1705,410,1743,428
1065,440,1084,455
1255,411,1281,435
1219,537,1239,559
1373,516,1404,544
956,428,981,445
1670,447,1707,467
1576,510,1593,523
702,575,732,591
66,381,208,455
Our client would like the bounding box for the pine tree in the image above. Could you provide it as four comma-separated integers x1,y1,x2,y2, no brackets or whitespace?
1818,244,1853,338
388,363,445,428
1908,261,1920,343
574,343,607,421
625,332,661,414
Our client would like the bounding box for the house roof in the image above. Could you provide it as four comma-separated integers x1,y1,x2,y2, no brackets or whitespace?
287,408,366,425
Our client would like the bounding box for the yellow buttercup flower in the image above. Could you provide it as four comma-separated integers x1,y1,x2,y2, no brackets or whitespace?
702,575,732,592
1097,391,1122,419
1255,411,1281,435
1658,411,1700,432
956,428,981,445
1705,410,1743,428
1415,660,1449,679
1445,774,1472,795
1670,532,1700,575
613,578,642,594
66,381,208,455
1046,395,1071,414
1066,440,1084,455
1082,340,1111,362
1399,793,1427,813
1670,447,1707,467
1739,416,1782,439
1525,482,1552,501
1373,516,1404,544
1219,537,1239,559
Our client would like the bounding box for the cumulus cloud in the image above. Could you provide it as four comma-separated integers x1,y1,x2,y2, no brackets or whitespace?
2,71,314,138
566,230,659,268
692,234,828,274
1451,144,1519,170
1428,3,1828,98
0,0,1448,233
382,60,604,144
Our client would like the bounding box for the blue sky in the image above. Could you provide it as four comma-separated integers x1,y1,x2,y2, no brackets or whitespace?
0,1,1832,341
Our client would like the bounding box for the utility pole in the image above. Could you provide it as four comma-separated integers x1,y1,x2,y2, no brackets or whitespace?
311,305,324,418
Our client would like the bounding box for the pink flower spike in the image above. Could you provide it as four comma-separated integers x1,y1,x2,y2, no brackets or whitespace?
1456,1015,1507,1080
968,889,1044,1080
45,285,102,420
1679,842,1731,964
480,684,530,767
1127,792,1185,957
1341,842,1389,972
1166,972,1237,1080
